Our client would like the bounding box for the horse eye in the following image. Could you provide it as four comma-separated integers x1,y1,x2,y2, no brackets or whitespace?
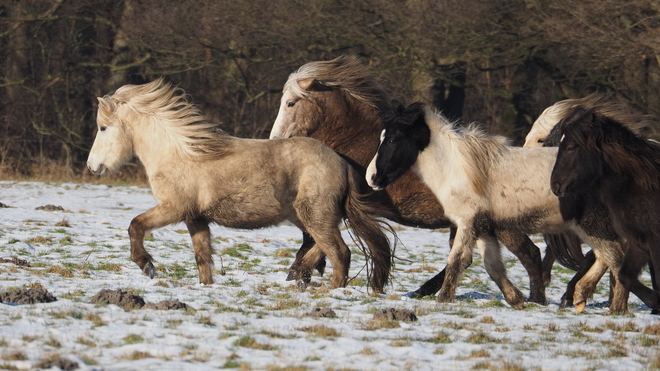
287,102,296,108
100,126,107,132
387,138,396,146
537,138,544,143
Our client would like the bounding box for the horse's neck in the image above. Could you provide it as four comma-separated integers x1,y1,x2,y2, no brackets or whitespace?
313,106,382,169
131,117,187,176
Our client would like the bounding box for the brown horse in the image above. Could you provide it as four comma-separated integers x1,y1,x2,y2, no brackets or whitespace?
551,106,660,314
86,78,394,292
270,56,547,307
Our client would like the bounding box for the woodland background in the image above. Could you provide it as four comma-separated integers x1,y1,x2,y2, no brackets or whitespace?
1,0,659,180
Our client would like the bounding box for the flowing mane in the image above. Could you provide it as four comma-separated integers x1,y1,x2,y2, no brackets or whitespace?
424,107,509,196
285,55,391,111
102,78,232,159
562,106,660,190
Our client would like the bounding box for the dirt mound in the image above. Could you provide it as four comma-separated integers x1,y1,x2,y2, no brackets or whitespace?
90,289,145,310
143,299,193,311
35,204,65,211
307,307,337,318
0,257,30,267
38,356,79,370
373,308,417,322
0,287,57,304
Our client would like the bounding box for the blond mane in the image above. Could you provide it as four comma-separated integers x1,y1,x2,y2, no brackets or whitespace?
425,107,509,196
101,78,231,159
285,55,390,110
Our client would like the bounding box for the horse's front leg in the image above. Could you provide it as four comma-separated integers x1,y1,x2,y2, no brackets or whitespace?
477,235,525,309
618,244,657,314
128,204,182,279
287,232,326,282
437,226,475,303
186,219,215,284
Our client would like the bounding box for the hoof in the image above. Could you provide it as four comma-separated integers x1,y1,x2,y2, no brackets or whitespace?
651,308,659,315
528,295,548,306
402,291,415,298
143,262,155,279
286,270,296,281
574,301,587,314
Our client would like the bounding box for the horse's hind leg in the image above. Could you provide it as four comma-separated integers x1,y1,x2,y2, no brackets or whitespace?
128,205,182,279
497,231,546,305
186,219,215,284
477,236,525,309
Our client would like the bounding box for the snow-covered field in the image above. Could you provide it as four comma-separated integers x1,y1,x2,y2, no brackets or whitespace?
0,181,658,371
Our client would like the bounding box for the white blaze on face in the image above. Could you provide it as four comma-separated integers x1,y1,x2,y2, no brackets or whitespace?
270,90,295,139
366,129,386,190
87,125,112,175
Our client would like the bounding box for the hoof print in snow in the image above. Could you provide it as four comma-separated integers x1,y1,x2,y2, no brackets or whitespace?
143,299,194,311
307,307,337,318
0,287,57,304
90,289,145,310
373,308,417,322
35,204,65,211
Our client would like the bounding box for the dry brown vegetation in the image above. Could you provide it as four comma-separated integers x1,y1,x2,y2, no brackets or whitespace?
1,0,659,180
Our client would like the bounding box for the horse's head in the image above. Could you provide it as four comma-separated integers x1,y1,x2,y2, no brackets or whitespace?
366,101,430,190
87,95,134,175
550,107,604,197
524,103,568,148
269,77,336,139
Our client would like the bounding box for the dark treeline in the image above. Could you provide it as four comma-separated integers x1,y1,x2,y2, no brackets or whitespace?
1,0,659,177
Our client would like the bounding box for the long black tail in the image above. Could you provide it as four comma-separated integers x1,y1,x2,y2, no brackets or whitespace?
343,166,396,293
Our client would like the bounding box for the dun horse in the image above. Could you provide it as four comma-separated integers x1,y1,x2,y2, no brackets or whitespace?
86,79,393,292
551,107,660,314
270,55,548,305
366,101,629,313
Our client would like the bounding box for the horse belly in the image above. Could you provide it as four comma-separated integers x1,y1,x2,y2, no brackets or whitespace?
203,192,289,230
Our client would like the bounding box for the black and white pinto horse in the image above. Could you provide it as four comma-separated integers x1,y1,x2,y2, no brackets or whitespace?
366,101,630,313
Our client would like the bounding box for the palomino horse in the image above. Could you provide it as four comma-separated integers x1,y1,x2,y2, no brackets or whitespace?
551,106,660,314
523,93,653,148
270,55,547,306
367,101,630,313
86,79,394,292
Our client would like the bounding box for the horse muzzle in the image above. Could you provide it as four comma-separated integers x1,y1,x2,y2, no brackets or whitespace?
87,162,108,176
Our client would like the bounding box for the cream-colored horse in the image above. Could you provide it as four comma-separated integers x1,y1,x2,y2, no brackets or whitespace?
87,79,393,292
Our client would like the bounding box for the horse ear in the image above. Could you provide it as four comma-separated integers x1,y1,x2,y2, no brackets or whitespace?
297,78,315,91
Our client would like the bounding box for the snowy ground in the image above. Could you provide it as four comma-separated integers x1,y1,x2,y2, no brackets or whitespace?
0,181,658,371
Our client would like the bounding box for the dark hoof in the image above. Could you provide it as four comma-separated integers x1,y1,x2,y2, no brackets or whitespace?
651,308,659,315
528,295,548,306
286,270,296,281
314,258,326,277
143,262,155,279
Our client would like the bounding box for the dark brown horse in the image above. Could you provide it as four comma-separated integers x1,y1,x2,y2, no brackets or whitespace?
270,56,547,306
551,106,660,314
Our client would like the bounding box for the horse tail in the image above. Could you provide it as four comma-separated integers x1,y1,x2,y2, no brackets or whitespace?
343,166,396,294
544,231,585,271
